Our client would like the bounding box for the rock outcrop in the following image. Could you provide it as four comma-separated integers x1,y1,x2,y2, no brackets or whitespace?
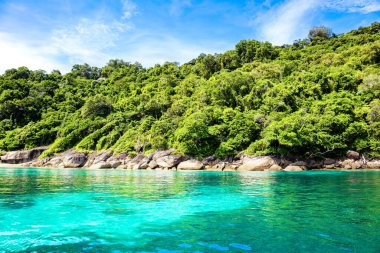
62,150,87,168
156,155,183,168
0,147,47,164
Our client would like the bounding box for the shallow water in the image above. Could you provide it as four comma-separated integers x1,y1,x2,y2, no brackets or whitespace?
0,168,379,253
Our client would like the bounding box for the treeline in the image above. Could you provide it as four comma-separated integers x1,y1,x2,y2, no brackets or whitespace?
0,23,380,159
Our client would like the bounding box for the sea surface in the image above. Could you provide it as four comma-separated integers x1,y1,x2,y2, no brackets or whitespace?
0,168,379,253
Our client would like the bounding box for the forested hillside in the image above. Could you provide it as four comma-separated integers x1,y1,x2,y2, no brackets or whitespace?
1,23,380,159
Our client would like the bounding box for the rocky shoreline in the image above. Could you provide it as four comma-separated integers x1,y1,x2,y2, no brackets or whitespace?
1,147,380,171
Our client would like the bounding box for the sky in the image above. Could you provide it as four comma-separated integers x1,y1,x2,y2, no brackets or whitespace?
0,0,379,73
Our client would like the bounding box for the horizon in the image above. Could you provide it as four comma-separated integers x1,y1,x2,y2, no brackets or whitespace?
0,0,380,74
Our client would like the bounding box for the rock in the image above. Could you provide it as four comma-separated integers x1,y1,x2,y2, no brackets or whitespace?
306,160,323,169
290,161,307,166
107,152,128,162
116,164,128,169
93,151,112,165
84,151,112,167
110,161,122,168
45,157,63,167
237,156,277,171
152,149,175,161
61,150,87,167
324,158,336,165
148,160,158,169
126,154,149,170
177,160,204,170
268,164,283,171
0,147,48,164
138,157,151,170
324,164,336,169
202,155,217,165
347,150,360,160
223,164,238,171
63,152,87,168
340,159,363,170
90,162,112,169
366,161,380,169
156,155,183,168
283,165,305,171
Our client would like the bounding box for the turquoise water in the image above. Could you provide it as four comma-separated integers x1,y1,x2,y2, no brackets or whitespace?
0,168,380,253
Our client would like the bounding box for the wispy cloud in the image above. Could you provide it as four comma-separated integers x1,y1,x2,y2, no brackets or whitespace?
253,0,380,45
121,0,137,19
324,0,380,14
253,0,318,45
50,18,131,66
170,0,192,16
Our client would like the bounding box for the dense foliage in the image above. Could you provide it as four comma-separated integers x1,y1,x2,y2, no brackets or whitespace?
1,23,380,159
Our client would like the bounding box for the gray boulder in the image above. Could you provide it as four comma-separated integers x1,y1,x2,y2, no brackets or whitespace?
237,156,276,171
177,160,204,170
148,160,158,169
84,151,112,167
63,152,87,168
283,165,305,171
156,155,183,168
346,150,360,160
152,149,175,161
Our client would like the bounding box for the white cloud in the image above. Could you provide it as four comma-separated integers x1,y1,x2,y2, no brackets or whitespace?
253,0,380,45
50,18,131,67
324,0,380,13
170,0,192,16
0,32,66,73
121,0,137,19
254,0,318,45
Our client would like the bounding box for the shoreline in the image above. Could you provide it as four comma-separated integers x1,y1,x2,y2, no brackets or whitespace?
1,163,380,173
1,148,380,172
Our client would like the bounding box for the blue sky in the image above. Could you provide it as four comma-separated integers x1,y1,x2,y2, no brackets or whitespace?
0,0,379,73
